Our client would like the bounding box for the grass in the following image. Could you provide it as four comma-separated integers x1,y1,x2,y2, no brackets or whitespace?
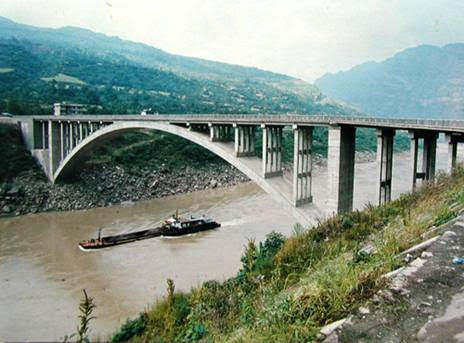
111,166,464,342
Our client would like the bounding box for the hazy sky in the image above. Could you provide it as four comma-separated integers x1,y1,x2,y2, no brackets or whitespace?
1,1,463,81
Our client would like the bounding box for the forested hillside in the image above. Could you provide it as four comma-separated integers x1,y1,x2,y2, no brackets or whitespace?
0,16,350,116
315,44,464,119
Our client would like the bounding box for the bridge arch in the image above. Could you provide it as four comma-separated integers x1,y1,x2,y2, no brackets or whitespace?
54,121,320,225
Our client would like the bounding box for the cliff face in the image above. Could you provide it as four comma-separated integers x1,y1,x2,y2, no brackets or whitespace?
316,44,464,119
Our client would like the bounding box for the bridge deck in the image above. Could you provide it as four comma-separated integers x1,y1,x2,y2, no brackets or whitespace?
26,114,464,134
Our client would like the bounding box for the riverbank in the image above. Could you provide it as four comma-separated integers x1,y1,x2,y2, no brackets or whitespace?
109,166,464,342
0,163,249,217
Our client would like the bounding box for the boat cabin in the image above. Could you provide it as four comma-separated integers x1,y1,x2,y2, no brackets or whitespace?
165,216,208,229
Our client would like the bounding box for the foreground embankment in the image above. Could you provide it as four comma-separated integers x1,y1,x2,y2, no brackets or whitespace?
107,166,464,342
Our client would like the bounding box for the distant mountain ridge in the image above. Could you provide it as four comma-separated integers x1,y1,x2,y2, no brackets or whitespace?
315,44,464,119
0,16,353,116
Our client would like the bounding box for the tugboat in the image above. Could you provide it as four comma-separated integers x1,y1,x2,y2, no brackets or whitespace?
78,212,220,251
161,214,221,237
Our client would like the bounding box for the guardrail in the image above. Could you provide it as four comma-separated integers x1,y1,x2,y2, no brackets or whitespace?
25,113,464,133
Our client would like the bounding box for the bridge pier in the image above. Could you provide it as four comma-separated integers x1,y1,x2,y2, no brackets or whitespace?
409,131,438,191
293,126,313,206
445,133,463,173
262,125,283,178
234,125,255,157
48,121,62,178
209,124,232,142
377,128,395,205
328,125,356,213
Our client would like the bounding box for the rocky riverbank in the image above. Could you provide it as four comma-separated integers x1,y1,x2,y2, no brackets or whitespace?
0,163,249,217
0,150,376,218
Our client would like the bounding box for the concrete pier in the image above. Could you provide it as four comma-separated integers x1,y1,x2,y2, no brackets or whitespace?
409,131,438,191
48,121,61,177
208,124,232,142
234,125,255,157
262,125,283,178
445,133,464,173
293,126,313,206
328,125,356,213
377,128,395,205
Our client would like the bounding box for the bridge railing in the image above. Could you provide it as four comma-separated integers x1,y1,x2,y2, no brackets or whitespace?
28,113,464,132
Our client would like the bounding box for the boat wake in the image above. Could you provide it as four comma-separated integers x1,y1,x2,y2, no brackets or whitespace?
220,217,251,227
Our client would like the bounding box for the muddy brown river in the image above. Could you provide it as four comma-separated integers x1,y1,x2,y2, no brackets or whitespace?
0,143,459,341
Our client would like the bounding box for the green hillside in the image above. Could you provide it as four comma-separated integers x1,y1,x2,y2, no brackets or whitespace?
315,44,464,119
0,16,351,116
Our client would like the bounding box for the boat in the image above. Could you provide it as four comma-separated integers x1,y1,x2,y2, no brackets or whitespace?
78,213,220,250
161,215,221,237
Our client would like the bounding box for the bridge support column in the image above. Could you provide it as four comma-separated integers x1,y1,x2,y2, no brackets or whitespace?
262,125,283,178
209,124,232,142
69,122,75,150
79,122,83,141
234,125,255,157
42,121,48,149
409,131,438,191
60,122,64,159
293,126,313,206
377,128,395,205
48,121,62,181
445,133,463,173
328,125,356,213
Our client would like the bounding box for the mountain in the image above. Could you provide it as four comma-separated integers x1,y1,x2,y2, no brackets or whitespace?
0,16,350,115
315,44,464,119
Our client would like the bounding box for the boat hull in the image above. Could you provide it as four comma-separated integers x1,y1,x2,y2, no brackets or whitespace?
79,221,220,250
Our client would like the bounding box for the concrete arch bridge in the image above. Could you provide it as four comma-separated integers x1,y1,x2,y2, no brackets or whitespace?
18,114,464,226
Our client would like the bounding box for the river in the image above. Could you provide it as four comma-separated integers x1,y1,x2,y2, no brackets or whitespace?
0,142,459,341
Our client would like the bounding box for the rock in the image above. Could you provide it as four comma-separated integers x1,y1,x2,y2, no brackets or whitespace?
421,251,433,259
403,253,414,263
320,317,349,336
372,294,381,305
150,180,158,188
442,231,457,239
2,205,11,213
210,179,218,188
6,185,20,195
359,306,370,315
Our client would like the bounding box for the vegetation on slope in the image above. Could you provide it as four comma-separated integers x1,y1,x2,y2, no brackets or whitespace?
112,167,464,342
0,35,345,116
0,123,40,181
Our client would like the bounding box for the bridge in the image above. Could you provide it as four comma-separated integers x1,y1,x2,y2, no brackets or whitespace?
16,114,464,226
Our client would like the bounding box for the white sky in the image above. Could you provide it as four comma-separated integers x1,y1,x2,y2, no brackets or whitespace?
1,0,463,81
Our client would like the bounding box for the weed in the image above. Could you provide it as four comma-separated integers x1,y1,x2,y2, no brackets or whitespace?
77,289,96,343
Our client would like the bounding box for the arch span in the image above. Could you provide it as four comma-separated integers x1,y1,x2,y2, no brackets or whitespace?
54,121,321,225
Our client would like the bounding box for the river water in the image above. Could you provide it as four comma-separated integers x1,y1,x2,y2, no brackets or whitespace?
0,143,458,341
